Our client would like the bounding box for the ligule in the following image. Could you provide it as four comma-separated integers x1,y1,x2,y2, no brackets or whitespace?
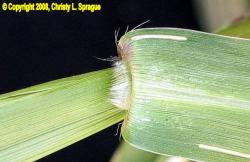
111,60,130,110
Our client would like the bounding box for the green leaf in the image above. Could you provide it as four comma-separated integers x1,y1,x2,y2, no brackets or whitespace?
0,68,125,161
216,17,250,38
115,28,250,162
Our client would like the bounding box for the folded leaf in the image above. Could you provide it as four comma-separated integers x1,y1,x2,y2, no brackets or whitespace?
114,28,250,162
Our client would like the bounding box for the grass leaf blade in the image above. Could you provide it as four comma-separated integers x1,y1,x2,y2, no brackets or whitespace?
0,68,125,161
117,28,250,162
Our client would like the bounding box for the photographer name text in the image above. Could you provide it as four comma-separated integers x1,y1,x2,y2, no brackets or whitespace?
1,3,101,13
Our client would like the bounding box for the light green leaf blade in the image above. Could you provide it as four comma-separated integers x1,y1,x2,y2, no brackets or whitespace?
216,17,250,38
116,28,250,162
0,68,125,161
